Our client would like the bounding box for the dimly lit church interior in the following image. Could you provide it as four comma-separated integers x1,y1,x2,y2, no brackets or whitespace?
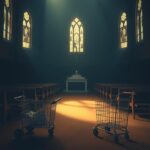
0,0,150,149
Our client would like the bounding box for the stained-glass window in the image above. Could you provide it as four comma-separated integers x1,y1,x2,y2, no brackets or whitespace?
120,12,128,48
69,18,84,53
3,0,12,40
136,0,143,42
22,11,32,48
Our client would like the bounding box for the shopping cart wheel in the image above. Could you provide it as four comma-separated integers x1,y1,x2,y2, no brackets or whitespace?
124,131,130,140
48,127,54,137
93,127,98,137
26,126,34,135
14,128,24,140
113,134,119,143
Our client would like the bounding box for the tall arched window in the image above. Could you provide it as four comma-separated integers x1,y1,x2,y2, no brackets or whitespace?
69,18,84,53
120,12,128,49
22,11,32,48
3,0,12,40
136,0,143,42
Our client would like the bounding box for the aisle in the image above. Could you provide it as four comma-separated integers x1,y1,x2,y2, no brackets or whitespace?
53,94,150,150
0,94,150,150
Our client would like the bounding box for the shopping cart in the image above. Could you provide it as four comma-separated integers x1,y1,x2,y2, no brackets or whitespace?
13,96,61,139
93,92,131,143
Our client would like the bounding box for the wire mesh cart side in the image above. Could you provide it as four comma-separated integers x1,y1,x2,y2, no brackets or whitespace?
13,96,62,139
47,98,62,136
93,92,131,143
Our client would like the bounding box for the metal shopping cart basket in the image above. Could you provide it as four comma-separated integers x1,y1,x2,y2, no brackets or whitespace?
13,96,61,139
93,92,131,143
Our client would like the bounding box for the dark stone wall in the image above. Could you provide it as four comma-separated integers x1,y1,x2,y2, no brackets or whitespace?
0,0,150,86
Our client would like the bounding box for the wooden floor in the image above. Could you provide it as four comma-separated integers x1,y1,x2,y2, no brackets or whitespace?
0,94,150,150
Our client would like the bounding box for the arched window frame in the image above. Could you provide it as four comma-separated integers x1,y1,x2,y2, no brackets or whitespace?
3,0,12,41
119,12,128,49
22,11,32,49
69,18,84,53
136,0,144,43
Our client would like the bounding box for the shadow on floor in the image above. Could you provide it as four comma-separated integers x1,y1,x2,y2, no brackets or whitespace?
2,136,64,150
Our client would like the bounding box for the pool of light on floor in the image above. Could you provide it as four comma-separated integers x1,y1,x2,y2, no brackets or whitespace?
56,100,96,123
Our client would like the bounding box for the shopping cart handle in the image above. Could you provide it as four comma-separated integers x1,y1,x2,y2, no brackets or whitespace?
51,97,62,104
122,91,136,95
14,95,25,100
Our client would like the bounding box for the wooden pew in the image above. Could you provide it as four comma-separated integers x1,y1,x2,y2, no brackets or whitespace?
0,83,59,124
95,83,150,119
